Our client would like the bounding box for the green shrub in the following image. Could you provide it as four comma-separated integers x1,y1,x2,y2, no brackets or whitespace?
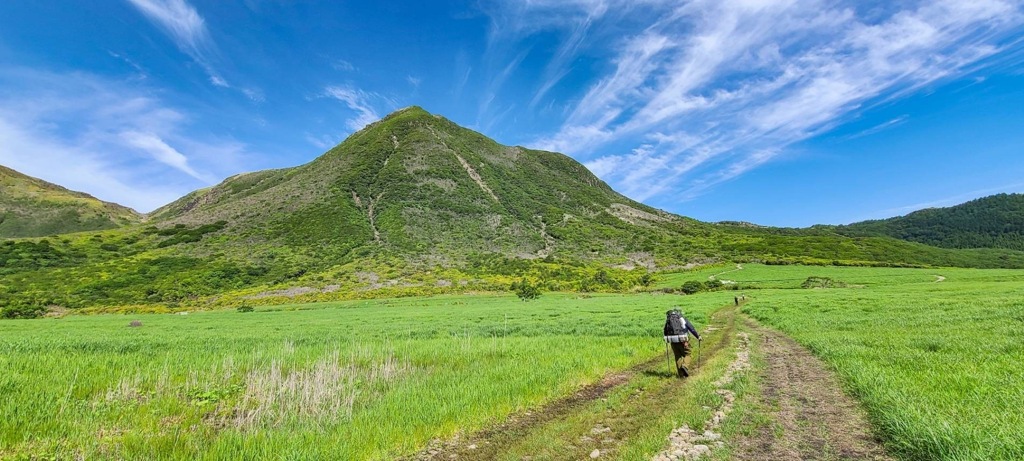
1,305,46,319
704,279,724,290
680,280,704,295
510,278,541,301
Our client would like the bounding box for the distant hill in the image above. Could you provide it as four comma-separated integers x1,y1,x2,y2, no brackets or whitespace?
0,166,141,238
828,194,1024,251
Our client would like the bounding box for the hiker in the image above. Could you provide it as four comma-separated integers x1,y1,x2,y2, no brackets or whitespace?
664,308,702,377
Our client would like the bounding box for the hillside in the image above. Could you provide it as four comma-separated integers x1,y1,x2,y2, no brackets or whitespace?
3,107,1024,314
148,106,703,263
828,193,1024,250
0,166,141,238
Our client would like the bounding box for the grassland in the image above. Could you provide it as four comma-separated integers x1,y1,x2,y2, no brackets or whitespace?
0,292,734,460
3,264,1023,460
741,266,1024,460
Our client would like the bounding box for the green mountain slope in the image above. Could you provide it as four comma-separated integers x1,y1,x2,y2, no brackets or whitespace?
827,194,1024,250
148,106,702,263
0,166,141,238
2,107,1023,314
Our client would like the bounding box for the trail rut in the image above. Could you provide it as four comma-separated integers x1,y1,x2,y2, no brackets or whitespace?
732,319,893,461
404,356,665,461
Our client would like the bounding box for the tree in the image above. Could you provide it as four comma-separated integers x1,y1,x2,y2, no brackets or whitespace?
510,278,541,301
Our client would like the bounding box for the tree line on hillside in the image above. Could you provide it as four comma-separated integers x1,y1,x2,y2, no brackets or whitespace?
830,193,1024,251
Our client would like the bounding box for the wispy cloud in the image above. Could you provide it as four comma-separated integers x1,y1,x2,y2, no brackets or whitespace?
492,0,1024,205
126,0,227,87
108,51,149,80
323,85,382,131
0,68,249,212
527,10,599,109
851,181,1024,223
842,115,910,140
478,49,529,129
333,59,356,72
120,131,212,182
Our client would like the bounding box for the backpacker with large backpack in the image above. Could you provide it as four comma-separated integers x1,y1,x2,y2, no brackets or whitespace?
664,309,688,343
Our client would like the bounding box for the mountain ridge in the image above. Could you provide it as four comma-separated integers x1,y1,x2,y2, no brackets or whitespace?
826,193,1024,251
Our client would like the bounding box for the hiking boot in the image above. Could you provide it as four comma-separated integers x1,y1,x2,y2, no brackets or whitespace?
678,366,689,378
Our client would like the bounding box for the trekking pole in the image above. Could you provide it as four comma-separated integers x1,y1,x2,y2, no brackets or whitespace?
664,340,673,376
697,338,702,370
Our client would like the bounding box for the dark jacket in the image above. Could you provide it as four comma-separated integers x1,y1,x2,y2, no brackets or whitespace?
663,317,701,340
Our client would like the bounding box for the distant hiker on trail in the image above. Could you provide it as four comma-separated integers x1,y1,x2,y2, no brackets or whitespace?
664,308,702,378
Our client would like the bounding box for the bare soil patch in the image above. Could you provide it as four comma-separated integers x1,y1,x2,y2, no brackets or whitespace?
732,319,893,461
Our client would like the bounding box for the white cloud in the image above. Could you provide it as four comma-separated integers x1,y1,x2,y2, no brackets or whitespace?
0,68,249,212
126,0,228,87
500,0,1024,204
323,86,382,131
120,131,212,182
332,59,356,72
866,181,1024,221
0,118,180,213
843,115,910,140
306,133,340,151
241,87,265,103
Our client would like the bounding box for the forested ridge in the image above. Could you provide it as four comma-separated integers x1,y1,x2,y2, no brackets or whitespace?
830,193,1024,250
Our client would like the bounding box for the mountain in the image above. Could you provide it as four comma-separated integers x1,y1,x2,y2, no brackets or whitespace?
828,194,1024,251
148,106,699,264
3,107,1024,314
0,166,141,238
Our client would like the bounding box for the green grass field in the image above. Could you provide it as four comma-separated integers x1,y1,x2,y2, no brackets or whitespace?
741,265,1024,460
2,264,1023,460
0,292,732,460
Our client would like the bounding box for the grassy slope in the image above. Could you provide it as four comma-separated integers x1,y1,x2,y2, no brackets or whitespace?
147,106,695,263
0,165,140,238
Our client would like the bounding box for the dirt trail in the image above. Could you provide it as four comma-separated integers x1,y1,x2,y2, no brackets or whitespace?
652,331,750,460
404,355,666,461
709,264,743,284
732,319,893,461
405,308,893,461
406,308,739,461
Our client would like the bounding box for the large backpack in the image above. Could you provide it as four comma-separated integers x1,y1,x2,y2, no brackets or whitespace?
666,310,685,335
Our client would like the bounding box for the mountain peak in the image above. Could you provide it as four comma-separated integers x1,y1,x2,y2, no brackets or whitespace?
149,108,669,261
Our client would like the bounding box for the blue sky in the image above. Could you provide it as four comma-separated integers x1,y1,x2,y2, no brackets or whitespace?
1,0,1023,226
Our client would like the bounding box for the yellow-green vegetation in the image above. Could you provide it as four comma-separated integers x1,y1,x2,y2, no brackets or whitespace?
0,165,140,238
742,266,1024,460
0,292,729,459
